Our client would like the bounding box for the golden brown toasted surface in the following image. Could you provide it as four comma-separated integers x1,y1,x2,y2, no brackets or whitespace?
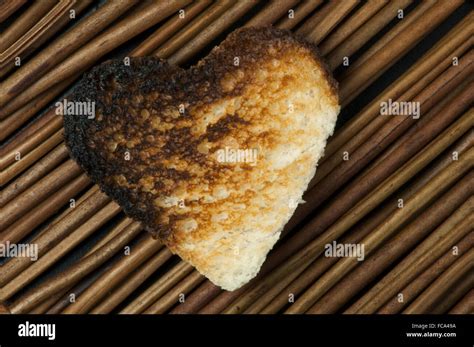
63,26,339,249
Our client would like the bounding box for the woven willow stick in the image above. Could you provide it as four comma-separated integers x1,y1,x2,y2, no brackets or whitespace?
403,248,474,314
348,0,437,72
0,0,26,24
0,0,139,111
144,271,204,314
61,235,163,313
319,0,387,55
37,228,141,314
45,262,116,314
449,289,474,314
276,0,323,30
169,1,257,65
323,12,473,160
172,282,217,314
305,0,360,45
0,88,57,141
90,248,174,314
0,160,82,232
347,197,474,314
306,171,473,314
32,185,101,241
251,179,409,314
245,0,300,28
262,188,471,314
85,221,128,256
131,0,212,56
0,0,94,78
0,0,56,62
432,274,474,314
28,292,64,314
0,189,110,286
154,0,235,59
296,0,360,37
0,201,121,301
259,131,474,314
0,175,91,245
378,231,474,314
0,106,58,158
0,1,91,72
122,261,194,314
27,218,133,313
251,129,473,313
360,53,473,173
0,78,71,142
252,225,372,314
1,129,64,185
283,72,472,254
339,0,464,105
27,272,109,314
0,144,69,207
62,235,165,314
2,178,101,248
311,44,473,188
326,0,413,69
286,174,474,313
7,220,142,313
339,59,474,181
0,114,62,170
0,0,191,117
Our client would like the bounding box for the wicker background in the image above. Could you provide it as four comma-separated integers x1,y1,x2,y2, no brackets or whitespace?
0,0,473,314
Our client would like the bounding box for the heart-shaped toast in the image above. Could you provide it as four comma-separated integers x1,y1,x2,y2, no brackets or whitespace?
64,27,339,291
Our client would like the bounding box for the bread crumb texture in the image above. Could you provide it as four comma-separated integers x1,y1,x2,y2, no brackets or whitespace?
64,27,340,290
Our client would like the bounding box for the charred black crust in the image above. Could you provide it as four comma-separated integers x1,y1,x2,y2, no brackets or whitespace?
64,57,174,227
63,27,339,237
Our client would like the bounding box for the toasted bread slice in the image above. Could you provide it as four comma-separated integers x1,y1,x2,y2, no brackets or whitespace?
64,27,339,291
